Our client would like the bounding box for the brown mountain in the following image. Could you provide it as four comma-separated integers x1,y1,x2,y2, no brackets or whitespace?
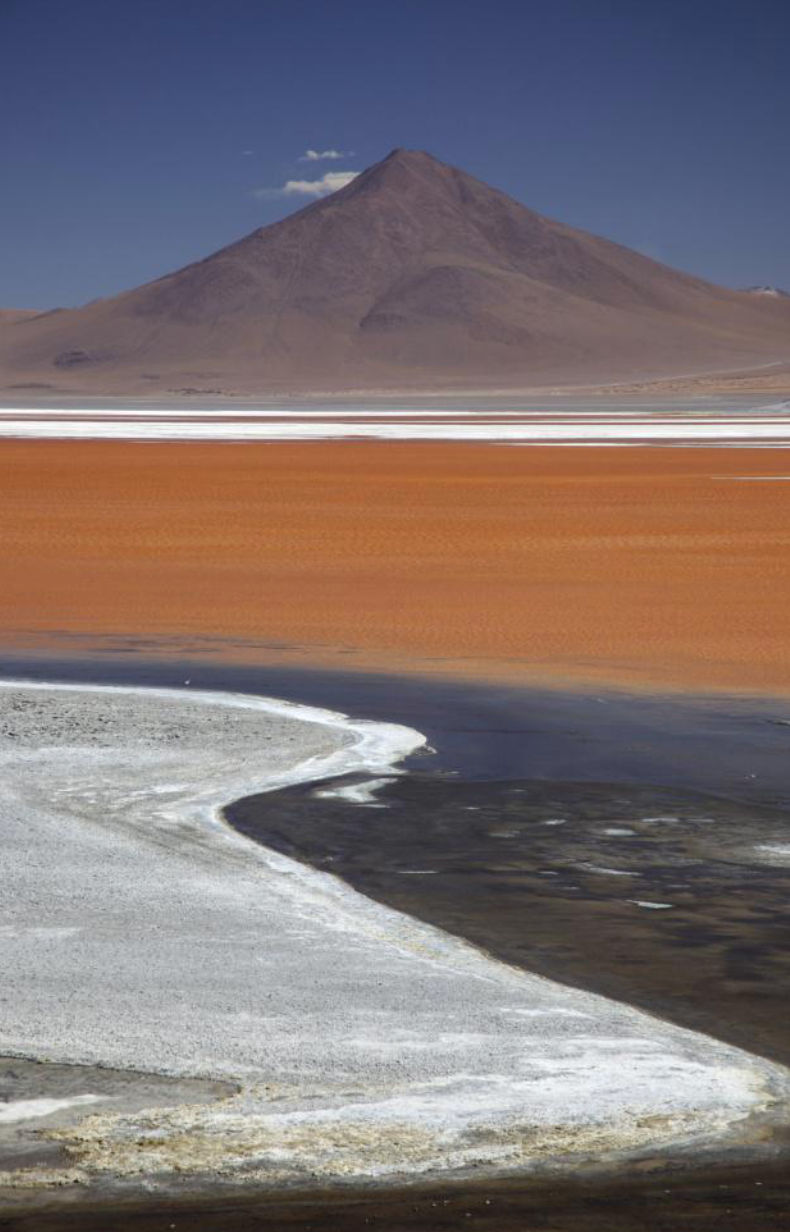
2,148,789,395
0,309,42,325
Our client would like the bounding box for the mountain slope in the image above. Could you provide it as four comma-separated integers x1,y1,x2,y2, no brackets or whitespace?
2,149,789,394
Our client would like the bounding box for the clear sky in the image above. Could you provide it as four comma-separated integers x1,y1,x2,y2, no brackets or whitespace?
2,0,788,308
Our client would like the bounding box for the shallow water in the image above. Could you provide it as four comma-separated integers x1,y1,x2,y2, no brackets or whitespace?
3,652,790,802
228,773,790,1066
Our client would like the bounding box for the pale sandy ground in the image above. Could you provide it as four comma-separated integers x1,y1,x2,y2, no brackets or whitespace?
2,357,787,404
2,681,789,1204
589,363,790,397
2,441,790,695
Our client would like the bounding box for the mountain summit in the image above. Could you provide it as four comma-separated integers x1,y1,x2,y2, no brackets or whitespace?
2,149,788,393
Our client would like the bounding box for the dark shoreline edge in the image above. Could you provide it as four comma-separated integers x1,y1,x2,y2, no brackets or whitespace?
6,1154,790,1232
225,769,790,1068
2,650,790,1229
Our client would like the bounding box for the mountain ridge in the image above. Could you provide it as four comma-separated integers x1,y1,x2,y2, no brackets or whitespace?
1,148,788,394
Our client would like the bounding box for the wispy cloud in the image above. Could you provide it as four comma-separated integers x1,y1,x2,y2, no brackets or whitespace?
254,170,359,200
299,148,350,162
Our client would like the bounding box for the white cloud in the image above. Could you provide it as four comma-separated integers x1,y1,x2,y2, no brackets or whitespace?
282,170,359,196
254,170,359,200
300,148,350,162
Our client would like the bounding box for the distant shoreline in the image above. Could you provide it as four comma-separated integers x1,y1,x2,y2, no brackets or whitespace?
2,354,789,406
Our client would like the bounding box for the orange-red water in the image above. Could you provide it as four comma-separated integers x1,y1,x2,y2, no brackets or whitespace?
1,440,788,694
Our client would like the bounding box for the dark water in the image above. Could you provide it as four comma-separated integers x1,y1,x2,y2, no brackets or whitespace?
2,653,790,1229
229,773,790,1066
2,650,790,800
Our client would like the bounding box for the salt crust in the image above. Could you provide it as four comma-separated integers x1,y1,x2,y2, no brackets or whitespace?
1,679,788,1189
0,401,790,444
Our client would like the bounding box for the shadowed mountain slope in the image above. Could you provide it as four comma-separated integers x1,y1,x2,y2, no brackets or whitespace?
2,149,789,394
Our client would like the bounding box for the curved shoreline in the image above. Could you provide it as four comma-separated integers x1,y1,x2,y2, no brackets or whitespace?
1,677,789,1204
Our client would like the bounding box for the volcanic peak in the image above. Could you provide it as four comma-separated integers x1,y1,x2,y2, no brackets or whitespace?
1,148,788,393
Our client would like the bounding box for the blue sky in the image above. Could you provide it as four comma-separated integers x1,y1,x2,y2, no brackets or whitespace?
2,0,788,307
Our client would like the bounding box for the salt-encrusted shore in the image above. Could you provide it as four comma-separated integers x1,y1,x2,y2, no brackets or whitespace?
0,398,790,443
1,679,788,1198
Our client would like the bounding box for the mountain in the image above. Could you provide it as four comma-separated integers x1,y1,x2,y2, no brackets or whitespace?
0,309,42,325
2,149,789,395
